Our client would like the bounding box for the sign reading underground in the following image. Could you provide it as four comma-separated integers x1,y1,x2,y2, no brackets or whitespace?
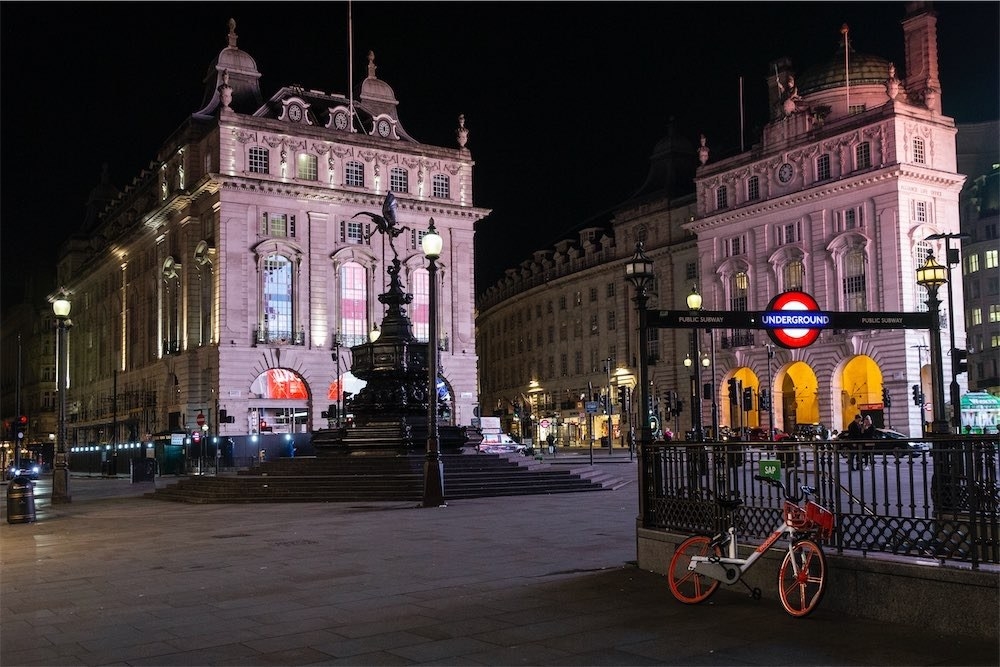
762,291,829,349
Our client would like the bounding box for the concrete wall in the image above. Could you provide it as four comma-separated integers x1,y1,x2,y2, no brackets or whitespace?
638,526,999,641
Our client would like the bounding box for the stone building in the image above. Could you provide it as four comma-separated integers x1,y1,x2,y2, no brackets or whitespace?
52,19,487,465
477,3,970,441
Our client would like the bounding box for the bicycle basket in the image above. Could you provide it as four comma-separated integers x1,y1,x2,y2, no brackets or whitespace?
805,501,835,540
783,501,809,529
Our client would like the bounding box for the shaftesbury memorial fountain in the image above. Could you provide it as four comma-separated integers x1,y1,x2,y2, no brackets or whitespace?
312,194,467,455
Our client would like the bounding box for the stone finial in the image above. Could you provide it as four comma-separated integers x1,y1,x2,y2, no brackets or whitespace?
367,50,377,79
218,70,233,110
227,18,238,49
456,114,469,149
886,62,900,100
698,134,709,165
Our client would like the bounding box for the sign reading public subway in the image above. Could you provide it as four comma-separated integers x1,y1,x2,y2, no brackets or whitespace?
650,289,931,349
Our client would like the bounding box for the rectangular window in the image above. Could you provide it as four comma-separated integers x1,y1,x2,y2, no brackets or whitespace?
816,153,831,181
547,325,554,343
606,282,616,298
686,262,697,280
914,200,928,224
345,220,365,244
849,104,867,116
747,176,760,201
345,161,364,188
989,305,1000,323
389,167,408,193
985,223,998,240
986,249,999,269
559,322,567,341
262,213,294,238
777,222,800,245
432,174,450,199
559,296,567,310
855,142,871,169
972,307,983,325
843,250,867,311
589,287,598,302
574,351,583,375
249,146,269,174
560,353,568,377
913,137,926,164
297,154,318,181
967,253,980,273
726,235,746,257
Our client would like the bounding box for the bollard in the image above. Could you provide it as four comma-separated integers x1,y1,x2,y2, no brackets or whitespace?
7,475,37,524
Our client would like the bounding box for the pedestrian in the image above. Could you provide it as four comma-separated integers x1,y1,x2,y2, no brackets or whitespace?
861,414,876,468
847,414,863,470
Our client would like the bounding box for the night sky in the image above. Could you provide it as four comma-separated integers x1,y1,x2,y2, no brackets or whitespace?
1,2,996,313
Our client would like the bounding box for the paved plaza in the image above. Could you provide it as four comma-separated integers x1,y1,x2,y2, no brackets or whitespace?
1,469,997,666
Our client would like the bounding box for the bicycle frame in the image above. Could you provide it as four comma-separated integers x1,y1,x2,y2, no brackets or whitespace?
686,515,799,585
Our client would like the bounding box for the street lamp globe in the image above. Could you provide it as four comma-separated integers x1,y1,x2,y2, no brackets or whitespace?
53,295,72,319
624,243,654,291
421,219,443,259
702,354,711,368
686,285,702,311
683,354,692,368
916,250,947,289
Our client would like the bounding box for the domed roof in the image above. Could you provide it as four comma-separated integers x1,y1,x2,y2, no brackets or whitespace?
797,42,892,96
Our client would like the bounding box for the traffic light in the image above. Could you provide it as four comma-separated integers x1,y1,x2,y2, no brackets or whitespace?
759,389,771,411
702,383,712,400
881,388,891,408
952,348,968,375
742,387,753,411
618,386,627,407
15,415,28,440
911,384,924,406
727,378,738,403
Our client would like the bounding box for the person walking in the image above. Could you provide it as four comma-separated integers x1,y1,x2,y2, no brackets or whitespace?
847,414,864,470
861,414,876,469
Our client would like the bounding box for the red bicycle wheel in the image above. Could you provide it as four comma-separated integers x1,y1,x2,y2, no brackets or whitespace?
668,535,722,604
778,538,827,617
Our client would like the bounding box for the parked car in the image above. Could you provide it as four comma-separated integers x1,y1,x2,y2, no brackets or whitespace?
6,461,41,480
791,423,827,441
837,428,930,457
478,433,527,455
748,427,792,442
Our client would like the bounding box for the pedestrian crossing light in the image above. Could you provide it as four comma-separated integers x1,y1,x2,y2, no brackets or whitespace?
881,388,891,408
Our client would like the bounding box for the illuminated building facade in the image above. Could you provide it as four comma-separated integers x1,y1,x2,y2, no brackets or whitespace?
55,20,486,464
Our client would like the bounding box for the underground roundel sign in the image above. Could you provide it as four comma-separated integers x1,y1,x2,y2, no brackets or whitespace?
762,291,829,349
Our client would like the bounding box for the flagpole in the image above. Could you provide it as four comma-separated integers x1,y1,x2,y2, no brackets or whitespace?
348,0,355,133
842,24,850,115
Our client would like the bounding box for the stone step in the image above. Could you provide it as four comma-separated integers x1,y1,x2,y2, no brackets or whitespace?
147,453,610,504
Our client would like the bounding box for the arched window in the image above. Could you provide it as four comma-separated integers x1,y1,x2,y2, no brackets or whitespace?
262,254,294,341
411,267,430,341
842,248,867,311
339,262,369,346
783,260,804,291
432,173,450,199
716,185,729,210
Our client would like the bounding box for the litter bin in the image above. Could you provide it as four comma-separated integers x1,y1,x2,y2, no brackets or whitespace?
7,475,36,524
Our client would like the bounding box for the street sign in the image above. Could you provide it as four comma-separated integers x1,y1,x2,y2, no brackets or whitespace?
585,401,600,414
539,419,550,428
649,309,932,331
196,412,206,427
759,459,781,481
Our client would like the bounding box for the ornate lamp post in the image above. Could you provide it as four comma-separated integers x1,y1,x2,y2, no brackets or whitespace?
624,243,654,519
925,232,970,432
915,250,949,434
686,286,704,442
52,292,72,504
421,220,446,507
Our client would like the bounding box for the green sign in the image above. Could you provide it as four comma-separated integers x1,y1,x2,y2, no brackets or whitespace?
759,459,781,481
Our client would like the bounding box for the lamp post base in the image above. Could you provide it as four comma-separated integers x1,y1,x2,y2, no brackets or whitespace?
422,441,445,508
52,467,71,504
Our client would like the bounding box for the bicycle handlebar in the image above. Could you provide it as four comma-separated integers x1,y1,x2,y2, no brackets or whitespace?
752,475,815,503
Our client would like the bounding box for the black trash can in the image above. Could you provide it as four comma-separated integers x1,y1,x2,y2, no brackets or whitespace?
7,475,36,524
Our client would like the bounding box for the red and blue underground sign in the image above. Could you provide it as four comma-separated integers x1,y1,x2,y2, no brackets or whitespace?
762,291,827,349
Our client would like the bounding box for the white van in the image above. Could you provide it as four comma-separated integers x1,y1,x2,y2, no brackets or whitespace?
478,433,526,454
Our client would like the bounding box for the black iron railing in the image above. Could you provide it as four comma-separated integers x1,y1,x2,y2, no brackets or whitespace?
640,436,999,567
253,326,305,346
